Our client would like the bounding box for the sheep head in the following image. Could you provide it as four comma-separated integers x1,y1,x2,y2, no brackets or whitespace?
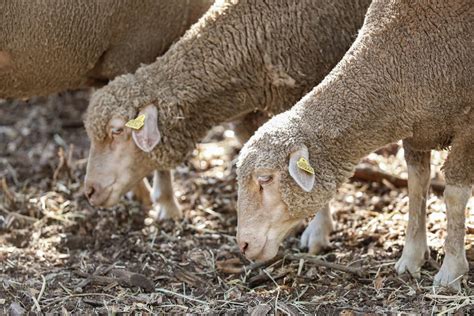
236,115,336,262
84,75,158,207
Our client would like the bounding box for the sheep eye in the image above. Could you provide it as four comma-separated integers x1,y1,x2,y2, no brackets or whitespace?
111,127,124,136
257,175,273,186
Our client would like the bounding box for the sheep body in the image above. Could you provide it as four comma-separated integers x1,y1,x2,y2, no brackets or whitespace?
0,0,211,98
85,0,372,181
237,0,472,288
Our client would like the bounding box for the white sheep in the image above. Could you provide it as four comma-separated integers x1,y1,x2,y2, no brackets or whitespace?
236,0,473,290
0,0,212,215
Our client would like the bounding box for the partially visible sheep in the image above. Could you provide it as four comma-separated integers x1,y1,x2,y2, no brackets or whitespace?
84,0,371,248
0,0,212,98
236,0,472,290
0,0,212,213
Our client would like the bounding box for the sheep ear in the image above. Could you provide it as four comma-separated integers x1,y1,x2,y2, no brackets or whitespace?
132,104,161,152
288,145,315,192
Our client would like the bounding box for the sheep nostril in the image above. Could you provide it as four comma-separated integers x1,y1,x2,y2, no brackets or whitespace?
240,242,249,254
85,185,95,200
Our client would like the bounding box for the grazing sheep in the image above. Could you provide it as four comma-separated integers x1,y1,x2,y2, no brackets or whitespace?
0,0,212,98
236,0,472,290
84,0,372,246
0,0,212,213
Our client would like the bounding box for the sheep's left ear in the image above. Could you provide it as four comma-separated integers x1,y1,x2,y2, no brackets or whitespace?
131,104,161,152
288,145,315,192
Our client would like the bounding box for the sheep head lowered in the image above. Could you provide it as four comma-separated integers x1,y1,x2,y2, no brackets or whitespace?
84,75,167,207
236,115,337,262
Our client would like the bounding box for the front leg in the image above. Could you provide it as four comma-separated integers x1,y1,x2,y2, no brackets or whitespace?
151,170,182,220
300,204,333,254
395,146,431,278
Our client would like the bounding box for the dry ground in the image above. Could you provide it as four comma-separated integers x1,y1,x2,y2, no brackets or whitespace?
0,92,473,315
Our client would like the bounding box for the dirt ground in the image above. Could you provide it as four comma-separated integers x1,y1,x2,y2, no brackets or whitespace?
0,91,473,315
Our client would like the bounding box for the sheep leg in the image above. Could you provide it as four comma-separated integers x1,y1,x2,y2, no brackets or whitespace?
131,177,153,208
434,184,470,290
395,146,430,278
433,132,472,290
299,204,333,254
150,170,182,220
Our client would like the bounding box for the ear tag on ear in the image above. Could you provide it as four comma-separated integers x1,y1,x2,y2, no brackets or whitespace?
296,157,314,175
125,114,146,130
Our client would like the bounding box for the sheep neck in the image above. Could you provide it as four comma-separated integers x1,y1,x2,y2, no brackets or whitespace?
132,0,373,167
291,62,413,187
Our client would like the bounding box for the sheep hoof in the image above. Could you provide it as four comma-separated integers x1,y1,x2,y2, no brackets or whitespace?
433,255,468,291
299,223,331,255
151,200,182,221
394,256,423,279
394,243,429,279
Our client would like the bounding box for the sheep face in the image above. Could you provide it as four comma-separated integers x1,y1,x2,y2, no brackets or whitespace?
237,140,334,262
237,171,301,261
84,108,157,207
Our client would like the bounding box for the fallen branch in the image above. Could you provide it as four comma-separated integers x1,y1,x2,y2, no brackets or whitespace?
218,253,366,279
248,271,288,288
351,164,445,195
74,268,154,292
286,254,368,278
0,205,38,223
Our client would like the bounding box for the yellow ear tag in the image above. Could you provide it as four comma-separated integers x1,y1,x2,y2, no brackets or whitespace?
296,157,315,175
125,114,146,130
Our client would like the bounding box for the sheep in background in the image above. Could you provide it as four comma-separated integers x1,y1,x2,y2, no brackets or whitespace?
0,0,211,98
236,0,472,290
84,0,372,251
0,0,213,209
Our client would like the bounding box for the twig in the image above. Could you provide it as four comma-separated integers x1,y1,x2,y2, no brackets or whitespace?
42,293,117,309
37,275,47,305
74,268,154,292
155,288,208,305
217,255,283,274
248,271,288,288
286,254,368,277
0,205,38,223
1,177,16,205
53,147,66,182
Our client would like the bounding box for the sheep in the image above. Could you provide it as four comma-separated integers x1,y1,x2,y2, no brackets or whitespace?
0,0,212,98
236,0,472,290
0,0,212,213
84,0,372,248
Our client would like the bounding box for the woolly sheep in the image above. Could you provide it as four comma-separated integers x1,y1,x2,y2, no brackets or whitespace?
0,0,212,212
0,0,211,98
236,0,472,290
84,0,371,248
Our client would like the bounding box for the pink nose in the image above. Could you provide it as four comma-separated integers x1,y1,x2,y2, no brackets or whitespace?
84,181,106,206
239,241,249,254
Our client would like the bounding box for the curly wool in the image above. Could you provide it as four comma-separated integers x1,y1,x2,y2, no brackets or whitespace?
85,0,372,171
237,0,473,218
237,110,346,218
85,74,155,141
0,0,212,99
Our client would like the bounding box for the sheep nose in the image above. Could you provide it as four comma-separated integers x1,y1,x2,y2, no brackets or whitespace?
85,184,95,200
239,241,249,254
84,181,104,205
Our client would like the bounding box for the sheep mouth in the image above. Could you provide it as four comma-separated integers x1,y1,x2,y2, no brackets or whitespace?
252,221,301,262
251,238,281,262
89,186,113,207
